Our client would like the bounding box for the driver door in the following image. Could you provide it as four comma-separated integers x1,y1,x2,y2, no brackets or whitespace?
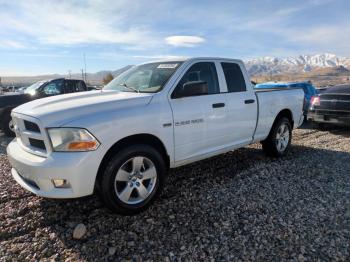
169,62,229,162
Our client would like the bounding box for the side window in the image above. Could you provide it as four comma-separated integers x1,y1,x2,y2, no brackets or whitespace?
64,80,73,93
43,80,64,95
221,62,246,92
64,80,85,93
174,62,219,97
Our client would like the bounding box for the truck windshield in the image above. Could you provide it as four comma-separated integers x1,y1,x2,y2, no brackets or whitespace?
24,81,47,95
104,62,182,93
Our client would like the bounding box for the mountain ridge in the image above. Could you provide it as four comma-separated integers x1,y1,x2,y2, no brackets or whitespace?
2,53,350,85
245,53,350,75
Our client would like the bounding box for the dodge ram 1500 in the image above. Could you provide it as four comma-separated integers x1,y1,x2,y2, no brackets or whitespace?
7,57,304,214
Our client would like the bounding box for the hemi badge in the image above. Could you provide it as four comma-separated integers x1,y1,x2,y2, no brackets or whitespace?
163,123,172,127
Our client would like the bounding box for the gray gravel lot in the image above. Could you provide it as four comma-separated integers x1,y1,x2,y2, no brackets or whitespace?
0,125,350,261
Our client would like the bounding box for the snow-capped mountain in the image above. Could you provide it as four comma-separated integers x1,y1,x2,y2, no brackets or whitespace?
245,53,350,75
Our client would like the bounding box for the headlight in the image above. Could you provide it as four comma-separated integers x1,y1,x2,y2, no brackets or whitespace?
48,128,100,152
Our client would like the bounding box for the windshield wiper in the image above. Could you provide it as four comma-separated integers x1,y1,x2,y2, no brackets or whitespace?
119,83,139,93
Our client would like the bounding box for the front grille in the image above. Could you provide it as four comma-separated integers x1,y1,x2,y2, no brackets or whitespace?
317,93,350,111
29,138,46,150
321,94,350,101
24,120,41,133
315,109,350,117
12,114,48,156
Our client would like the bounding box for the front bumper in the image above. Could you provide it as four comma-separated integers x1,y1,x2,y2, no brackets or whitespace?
307,112,350,126
7,139,100,198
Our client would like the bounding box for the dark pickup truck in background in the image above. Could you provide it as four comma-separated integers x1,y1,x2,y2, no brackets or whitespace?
0,78,88,136
308,84,350,127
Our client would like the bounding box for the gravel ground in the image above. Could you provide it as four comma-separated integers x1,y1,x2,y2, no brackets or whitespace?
0,125,349,261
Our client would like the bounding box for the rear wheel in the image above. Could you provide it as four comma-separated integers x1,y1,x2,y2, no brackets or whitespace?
262,117,292,157
100,144,166,215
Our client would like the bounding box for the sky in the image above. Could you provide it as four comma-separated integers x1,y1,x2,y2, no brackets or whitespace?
0,0,349,76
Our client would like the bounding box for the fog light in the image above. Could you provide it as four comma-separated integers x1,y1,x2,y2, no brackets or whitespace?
52,179,70,188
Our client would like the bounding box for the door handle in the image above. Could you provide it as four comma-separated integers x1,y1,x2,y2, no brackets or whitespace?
212,103,225,108
244,99,255,104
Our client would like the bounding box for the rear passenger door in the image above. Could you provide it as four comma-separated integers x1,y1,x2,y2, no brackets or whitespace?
219,62,257,145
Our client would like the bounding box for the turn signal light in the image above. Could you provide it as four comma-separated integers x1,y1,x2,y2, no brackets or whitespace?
68,141,99,151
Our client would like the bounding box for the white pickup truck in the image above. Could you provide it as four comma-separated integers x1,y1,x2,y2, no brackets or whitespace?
7,57,304,214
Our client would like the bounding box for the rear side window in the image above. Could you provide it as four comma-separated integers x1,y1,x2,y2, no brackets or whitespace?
221,62,246,92
175,62,219,95
65,80,86,93
76,81,86,91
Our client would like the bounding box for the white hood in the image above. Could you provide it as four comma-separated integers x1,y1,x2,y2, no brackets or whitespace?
13,90,153,127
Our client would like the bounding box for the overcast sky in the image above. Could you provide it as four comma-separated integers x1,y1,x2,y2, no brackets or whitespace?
0,0,349,76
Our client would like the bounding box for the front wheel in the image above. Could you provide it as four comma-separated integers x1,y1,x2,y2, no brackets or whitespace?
262,117,292,157
100,144,166,215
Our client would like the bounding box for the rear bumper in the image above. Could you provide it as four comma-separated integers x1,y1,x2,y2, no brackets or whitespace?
7,139,100,198
307,112,350,126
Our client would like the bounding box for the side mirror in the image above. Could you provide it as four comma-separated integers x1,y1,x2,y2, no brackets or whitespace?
174,81,208,98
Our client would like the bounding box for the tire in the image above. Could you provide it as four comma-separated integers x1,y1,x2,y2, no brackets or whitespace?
100,144,166,215
262,117,292,157
2,113,15,137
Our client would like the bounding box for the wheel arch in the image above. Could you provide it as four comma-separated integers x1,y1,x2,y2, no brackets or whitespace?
0,107,14,129
264,109,294,141
274,109,294,128
95,133,170,188
0,107,13,120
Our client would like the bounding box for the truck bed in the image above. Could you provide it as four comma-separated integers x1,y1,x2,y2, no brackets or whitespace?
253,88,304,142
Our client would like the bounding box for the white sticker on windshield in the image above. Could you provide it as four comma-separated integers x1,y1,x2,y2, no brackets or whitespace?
157,64,178,69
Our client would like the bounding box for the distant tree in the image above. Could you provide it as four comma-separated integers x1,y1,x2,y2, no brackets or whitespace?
102,73,114,85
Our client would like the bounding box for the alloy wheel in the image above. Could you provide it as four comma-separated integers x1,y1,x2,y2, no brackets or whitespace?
275,123,290,153
114,156,157,205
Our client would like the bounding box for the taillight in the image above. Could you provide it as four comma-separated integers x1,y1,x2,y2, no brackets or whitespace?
310,96,320,106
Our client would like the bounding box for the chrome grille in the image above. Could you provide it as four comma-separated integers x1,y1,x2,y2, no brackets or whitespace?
12,113,49,156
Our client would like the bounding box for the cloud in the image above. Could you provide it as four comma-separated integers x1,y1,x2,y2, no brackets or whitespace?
132,55,188,60
0,0,349,63
0,1,160,48
0,40,25,49
165,36,205,47
284,24,350,54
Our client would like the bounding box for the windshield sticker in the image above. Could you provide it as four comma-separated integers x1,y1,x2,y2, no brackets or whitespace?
157,64,178,69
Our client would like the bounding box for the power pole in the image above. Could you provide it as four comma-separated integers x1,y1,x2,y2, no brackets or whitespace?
81,69,85,81
83,53,87,83
68,70,71,79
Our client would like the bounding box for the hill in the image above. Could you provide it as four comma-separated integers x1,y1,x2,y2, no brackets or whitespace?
1,65,133,86
2,53,350,87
